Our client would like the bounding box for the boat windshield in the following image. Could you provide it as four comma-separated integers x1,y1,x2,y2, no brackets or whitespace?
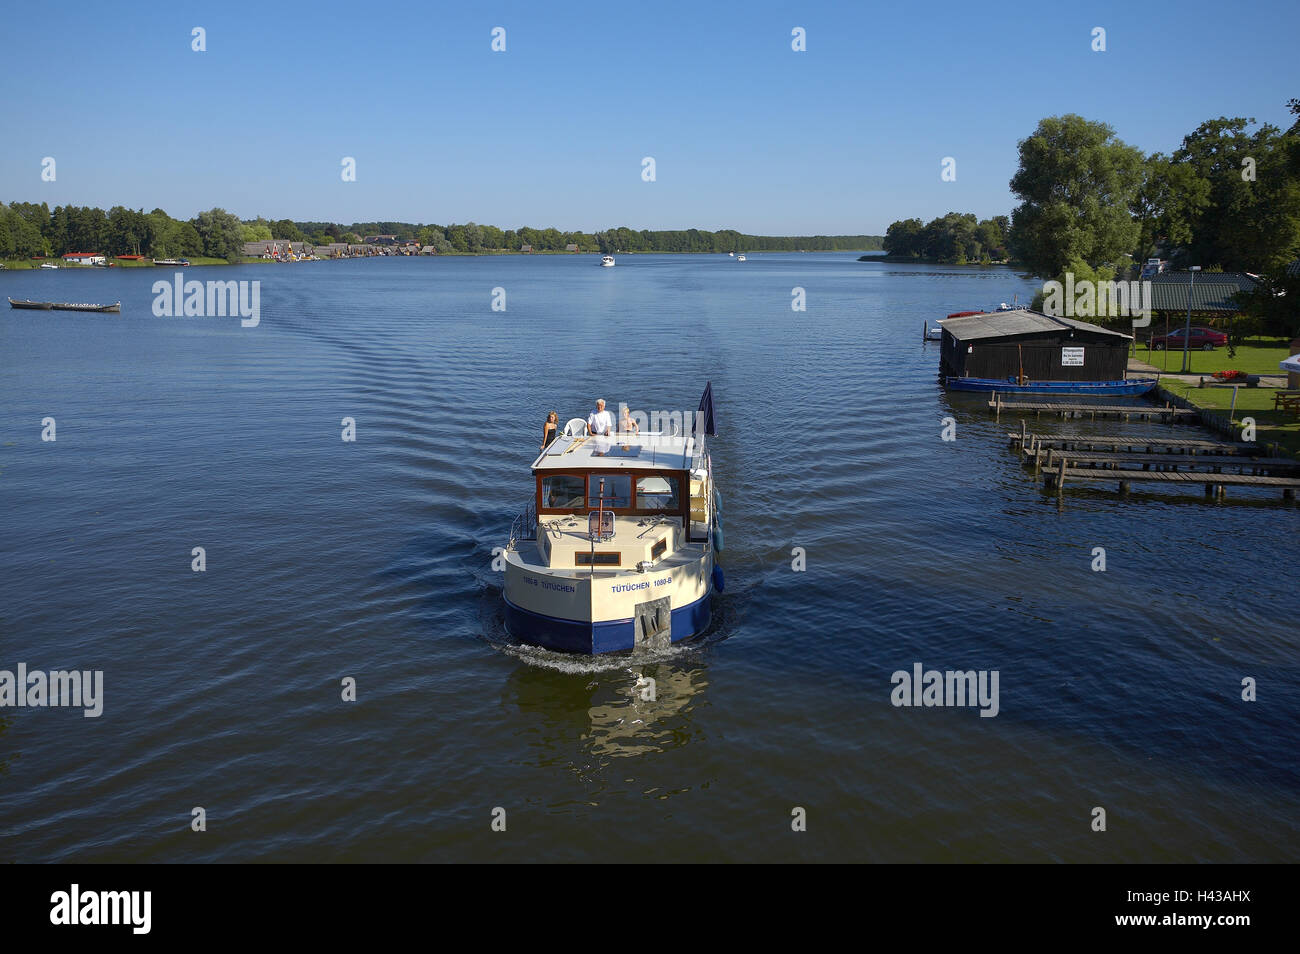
587,475,631,508
541,474,584,509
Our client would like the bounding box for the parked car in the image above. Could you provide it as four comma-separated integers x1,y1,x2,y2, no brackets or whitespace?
1149,326,1228,350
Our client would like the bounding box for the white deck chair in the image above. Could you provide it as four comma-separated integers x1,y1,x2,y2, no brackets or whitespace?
563,418,588,437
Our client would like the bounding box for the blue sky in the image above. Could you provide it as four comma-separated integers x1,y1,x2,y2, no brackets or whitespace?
2,0,1295,234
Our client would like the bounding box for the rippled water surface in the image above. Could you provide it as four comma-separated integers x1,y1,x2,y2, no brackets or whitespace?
1,254,1297,862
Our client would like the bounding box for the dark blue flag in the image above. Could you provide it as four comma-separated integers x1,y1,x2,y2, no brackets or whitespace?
697,381,717,436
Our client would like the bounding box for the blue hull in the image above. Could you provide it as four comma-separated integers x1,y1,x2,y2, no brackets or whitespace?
503,592,712,654
945,377,1157,396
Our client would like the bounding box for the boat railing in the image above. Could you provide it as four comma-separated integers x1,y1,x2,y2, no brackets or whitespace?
507,500,537,549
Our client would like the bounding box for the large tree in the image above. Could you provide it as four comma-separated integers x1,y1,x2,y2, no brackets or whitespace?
1164,117,1300,272
191,208,244,261
1008,115,1145,278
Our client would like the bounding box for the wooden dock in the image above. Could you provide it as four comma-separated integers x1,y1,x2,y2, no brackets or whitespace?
989,394,1196,423
1040,454,1300,501
1043,461,1300,499
1022,447,1300,476
1008,428,1264,456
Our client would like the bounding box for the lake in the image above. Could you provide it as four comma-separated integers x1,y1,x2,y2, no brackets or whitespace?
1,252,1296,862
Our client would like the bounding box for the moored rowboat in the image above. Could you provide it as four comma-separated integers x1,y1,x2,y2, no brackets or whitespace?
945,376,1157,396
8,298,121,313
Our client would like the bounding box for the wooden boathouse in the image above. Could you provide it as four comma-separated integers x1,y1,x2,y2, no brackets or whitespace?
940,309,1132,383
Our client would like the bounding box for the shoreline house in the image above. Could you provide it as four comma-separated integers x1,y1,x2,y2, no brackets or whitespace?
520,244,534,254
564,243,579,253
242,240,313,260
940,309,1133,383
313,242,352,259
62,252,106,266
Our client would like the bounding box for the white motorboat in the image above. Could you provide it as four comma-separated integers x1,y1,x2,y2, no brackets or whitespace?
501,385,723,654
736,254,746,262
600,255,615,267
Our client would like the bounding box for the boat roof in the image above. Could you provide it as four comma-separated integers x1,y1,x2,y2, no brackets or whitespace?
533,432,700,472
939,308,1133,342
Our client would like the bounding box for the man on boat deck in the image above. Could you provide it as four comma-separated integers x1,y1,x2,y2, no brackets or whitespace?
587,398,613,437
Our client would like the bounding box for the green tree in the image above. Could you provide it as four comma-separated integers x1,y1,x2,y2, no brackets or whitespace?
1008,115,1145,278
191,208,244,262
1166,116,1300,271
269,219,305,242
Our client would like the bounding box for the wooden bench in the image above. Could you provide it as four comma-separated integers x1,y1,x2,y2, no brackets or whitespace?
1273,390,1300,417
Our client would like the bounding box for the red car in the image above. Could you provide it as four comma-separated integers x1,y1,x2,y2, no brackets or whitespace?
1149,326,1228,351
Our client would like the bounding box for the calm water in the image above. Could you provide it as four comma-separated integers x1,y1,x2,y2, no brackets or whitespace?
1,253,1297,862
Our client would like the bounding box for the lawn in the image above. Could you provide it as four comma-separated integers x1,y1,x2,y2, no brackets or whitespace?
1160,379,1300,456
1138,338,1293,375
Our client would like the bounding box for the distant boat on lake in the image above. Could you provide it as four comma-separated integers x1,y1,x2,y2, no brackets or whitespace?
9,298,121,313
736,254,746,261
153,258,190,267
600,255,615,267
40,262,58,269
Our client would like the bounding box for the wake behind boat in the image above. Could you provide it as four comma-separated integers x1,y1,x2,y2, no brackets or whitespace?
9,298,121,313
501,385,723,654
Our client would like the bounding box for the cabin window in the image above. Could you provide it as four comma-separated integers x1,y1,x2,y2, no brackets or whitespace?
541,474,585,509
576,552,621,566
636,475,680,510
588,474,631,508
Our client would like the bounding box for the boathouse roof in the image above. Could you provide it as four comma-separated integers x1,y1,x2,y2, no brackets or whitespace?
1146,272,1257,312
532,432,700,472
939,309,1132,342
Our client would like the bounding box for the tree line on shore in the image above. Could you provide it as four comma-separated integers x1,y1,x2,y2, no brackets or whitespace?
0,201,882,261
881,99,1300,337
880,214,1011,264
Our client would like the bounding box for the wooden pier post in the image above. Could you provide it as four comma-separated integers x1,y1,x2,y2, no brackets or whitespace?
1020,419,1027,447
1056,457,1066,495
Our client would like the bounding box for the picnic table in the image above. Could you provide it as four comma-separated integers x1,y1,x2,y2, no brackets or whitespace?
1273,390,1300,417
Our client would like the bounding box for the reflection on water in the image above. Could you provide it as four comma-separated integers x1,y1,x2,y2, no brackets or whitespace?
501,653,710,776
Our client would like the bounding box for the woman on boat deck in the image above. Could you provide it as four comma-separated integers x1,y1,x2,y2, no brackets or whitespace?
540,410,559,449
618,404,639,434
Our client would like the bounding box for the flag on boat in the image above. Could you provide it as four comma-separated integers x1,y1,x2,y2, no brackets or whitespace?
697,381,717,436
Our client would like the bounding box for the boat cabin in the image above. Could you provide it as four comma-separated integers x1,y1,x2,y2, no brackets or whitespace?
529,431,710,573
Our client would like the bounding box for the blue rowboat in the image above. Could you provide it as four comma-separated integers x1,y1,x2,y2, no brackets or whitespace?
945,377,1158,396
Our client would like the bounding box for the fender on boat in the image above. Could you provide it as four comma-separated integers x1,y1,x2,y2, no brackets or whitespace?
713,524,724,552
712,564,725,593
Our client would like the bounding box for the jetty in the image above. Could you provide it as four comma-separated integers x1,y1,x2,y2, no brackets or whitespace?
989,393,1196,423
1009,424,1300,501
1042,460,1300,500
1007,426,1267,457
